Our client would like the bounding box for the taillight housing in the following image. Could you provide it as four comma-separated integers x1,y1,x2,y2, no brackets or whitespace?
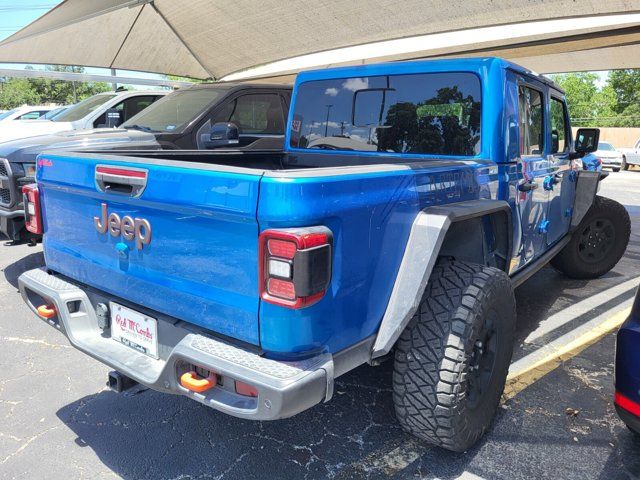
22,184,42,234
259,227,333,309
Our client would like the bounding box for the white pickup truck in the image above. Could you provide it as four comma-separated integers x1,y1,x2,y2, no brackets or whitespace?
619,138,640,170
0,90,166,143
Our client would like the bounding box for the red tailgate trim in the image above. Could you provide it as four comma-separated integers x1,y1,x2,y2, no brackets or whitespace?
616,392,640,417
96,166,147,178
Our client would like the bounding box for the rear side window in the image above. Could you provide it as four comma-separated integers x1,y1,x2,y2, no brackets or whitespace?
215,94,284,134
518,85,544,156
550,97,568,153
290,72,481,156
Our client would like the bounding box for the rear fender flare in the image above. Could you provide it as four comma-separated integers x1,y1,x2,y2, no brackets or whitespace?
571,170,604,230
371,199,512,359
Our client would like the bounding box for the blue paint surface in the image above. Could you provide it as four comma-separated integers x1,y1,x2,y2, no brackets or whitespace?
616,289,640,408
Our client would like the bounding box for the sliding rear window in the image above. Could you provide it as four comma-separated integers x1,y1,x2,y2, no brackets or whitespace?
289,72,481,156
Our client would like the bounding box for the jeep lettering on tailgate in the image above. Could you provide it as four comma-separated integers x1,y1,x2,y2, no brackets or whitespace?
94,203,152,250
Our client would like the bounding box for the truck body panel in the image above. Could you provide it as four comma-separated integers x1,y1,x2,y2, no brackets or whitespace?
258,160,498,354
39,153,263,345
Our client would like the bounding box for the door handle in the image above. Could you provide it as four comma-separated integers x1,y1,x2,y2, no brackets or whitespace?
518,181,538,192
95,165,148,197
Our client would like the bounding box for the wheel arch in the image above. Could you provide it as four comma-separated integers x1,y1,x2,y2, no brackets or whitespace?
371,199,512,358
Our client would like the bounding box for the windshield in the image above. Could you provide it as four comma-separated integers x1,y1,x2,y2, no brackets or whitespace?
53,94,116,122
598,142,615,151
42,107,66,120
122,87,224,133
0,108,18,120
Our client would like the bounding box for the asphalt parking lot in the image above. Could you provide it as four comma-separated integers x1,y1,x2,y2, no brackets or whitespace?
1,170,640,480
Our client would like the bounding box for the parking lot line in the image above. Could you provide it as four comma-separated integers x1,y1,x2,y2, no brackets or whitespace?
504,304,632,401
523,276,640,344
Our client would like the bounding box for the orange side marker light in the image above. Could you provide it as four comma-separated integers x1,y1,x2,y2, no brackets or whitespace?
37,304,56,319
180,371,216,393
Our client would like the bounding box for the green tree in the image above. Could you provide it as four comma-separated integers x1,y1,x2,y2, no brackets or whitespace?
0,78,41,108
608,70,640,114
611,104,640,127
550,73,599,127
0,65,112,109
591,85,618,127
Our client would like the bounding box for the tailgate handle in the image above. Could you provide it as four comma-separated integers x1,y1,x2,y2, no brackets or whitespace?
95,165,148,197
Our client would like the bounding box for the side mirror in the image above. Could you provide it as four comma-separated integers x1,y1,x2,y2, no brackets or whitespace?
206,122,240,148
574,128,599,155
104,108,123,128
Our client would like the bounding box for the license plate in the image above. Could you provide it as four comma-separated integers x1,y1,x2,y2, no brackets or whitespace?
110,302,158,358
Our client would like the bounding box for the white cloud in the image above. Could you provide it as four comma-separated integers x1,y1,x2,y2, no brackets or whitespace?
342,78,368,92
325,87,339,96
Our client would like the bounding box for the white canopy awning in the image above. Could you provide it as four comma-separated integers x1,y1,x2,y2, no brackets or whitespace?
0,0,639,81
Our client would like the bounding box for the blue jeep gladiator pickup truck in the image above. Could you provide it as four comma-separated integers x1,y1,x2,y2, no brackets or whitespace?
18,58,630,451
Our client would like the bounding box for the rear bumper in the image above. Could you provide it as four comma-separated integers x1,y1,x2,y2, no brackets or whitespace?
18,267,336,420
0,207,25,240
601,158,622,168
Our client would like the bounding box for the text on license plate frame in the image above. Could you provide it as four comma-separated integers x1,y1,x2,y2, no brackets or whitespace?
110,302,159,359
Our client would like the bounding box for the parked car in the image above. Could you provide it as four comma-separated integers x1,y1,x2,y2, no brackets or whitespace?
619,138,640,170
0,90,166,144
586,142,625,172
0,105,56,123
0,83,291,241
18,58,630,452
615,287,640,436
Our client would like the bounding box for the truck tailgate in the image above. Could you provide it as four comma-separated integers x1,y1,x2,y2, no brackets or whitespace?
37,153,263,345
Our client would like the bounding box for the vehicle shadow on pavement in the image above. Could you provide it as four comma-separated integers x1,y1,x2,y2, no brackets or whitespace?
2,251,44,289
598,431,640,480
55,361,489,480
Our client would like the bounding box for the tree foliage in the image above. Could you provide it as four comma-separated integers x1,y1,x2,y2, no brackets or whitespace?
550,70,640,127
608,70,640,114
0,65,111,109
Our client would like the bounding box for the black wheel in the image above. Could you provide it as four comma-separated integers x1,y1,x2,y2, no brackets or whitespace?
627,425,640,437
612,167,621,172
622,156,629,171
551,196,630,279
393,259,516,452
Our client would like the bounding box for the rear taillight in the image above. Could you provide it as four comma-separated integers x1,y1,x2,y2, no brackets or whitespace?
259,227,333,308
22,184,42,234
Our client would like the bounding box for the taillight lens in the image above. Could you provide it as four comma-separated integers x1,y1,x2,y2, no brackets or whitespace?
259,227,333,308
22,184,42,234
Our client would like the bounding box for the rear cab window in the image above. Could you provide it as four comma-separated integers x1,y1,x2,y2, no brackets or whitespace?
289,72,482,156
214,94,285,134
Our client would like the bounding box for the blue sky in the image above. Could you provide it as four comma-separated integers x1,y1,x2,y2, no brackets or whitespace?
0,0,165,83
